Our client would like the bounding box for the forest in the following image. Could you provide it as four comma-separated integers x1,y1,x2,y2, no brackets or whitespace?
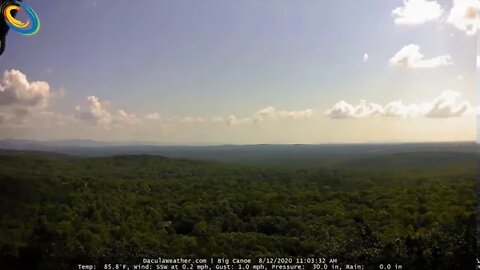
0,149,476,270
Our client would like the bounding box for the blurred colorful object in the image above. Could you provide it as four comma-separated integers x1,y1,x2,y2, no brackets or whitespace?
2,0,39,36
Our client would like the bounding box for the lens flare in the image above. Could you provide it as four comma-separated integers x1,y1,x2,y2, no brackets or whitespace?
2,1,39,36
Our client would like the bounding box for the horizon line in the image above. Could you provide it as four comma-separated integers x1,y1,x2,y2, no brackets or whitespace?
0,138,476,147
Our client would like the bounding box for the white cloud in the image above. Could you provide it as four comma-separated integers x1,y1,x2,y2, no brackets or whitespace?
81,105,313,128
383,101,426,117
425,90,469,118
389,44,452,68
447,0,480,36
363,53,369,63
324,100,355,119
392,0,444,25
75,96,112,126
227,115,254,125
145,112,162,121
0,69,54,124
75,96,141,127
325,100,384,119
0,69,50,108
223,107,314,125
256,106,314,120
116,109,142,126
326,90,470,119
221,106,314,125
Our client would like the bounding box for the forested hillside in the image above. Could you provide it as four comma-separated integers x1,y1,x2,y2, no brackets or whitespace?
0,151,475,269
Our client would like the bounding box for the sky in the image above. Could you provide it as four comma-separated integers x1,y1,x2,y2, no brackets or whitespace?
0,0,478,144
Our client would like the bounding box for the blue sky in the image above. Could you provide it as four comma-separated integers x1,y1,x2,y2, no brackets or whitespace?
0,0,477,143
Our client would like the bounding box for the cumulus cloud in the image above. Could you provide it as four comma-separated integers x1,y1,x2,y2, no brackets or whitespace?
447,0,480,36
256,106,314,120
389,44,452,68
116,109,142,126
392,0,444,25
326,90,470,119
325,100,384,119
75,96,112,126
0,69,55,124
75,96,141,127
226,107,313,125
75,98,314,128
0,69,50,107
425,90,469,118
383,101,426,117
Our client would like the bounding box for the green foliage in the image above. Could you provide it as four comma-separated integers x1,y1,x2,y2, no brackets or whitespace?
0,152,475,270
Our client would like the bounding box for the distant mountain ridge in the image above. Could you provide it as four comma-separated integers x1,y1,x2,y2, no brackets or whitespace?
0,139,475,167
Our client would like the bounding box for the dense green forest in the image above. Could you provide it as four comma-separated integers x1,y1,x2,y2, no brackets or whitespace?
0,150,476,269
